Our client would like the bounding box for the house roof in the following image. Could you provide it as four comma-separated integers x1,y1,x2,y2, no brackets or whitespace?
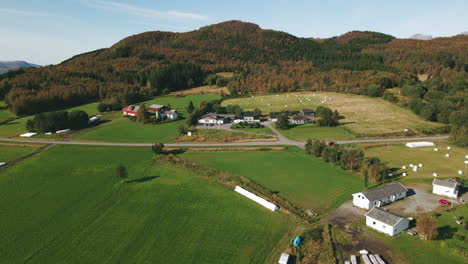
361,183,408,201
199,114,218,120
433,179,459,189
149,104,165,109
219,114,235,118
366,207,405,226
123,105,140,112
244,111,254,117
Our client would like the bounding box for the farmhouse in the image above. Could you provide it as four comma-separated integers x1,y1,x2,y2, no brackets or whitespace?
432,179,460,198
352,183,408,210
157,109,179,120
289,115,314,125
198,113,235,125
365,207,410,236
300,109,315,117
122,105,140,116
243,111,260,123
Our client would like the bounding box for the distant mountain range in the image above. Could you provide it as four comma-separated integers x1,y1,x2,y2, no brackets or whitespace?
0,61,40,74
410,31,468,40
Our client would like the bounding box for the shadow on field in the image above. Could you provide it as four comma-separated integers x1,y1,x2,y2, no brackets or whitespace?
437,225,457,240
126,176,160,184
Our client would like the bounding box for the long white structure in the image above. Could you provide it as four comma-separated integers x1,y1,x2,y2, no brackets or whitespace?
234,186,279,211
20,132,37,137
405,141,435,148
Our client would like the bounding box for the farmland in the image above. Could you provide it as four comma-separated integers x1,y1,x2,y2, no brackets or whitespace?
279,124,356,140
222,92,444,136
181,147,364,213
176,129,274,143
0,145,295,263
0,101,14,122
0,144,40,162
364,143,467,179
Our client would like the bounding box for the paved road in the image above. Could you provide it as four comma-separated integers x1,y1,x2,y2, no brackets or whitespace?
0,135,449,148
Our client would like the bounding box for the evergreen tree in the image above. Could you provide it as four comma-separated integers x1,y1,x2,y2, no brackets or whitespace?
187,101,195,114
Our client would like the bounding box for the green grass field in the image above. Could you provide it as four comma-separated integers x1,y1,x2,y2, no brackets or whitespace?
222,92,443,136
0,145,295,263
231,126,275,135
181,147,364,213
365,143,467,179
0,101,14,122
0,145,40,162
279,124,356,140
177,129,274,143
76,94,219,143
371,205,467,264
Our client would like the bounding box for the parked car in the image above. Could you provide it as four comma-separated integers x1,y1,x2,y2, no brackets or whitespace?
438,199,451,205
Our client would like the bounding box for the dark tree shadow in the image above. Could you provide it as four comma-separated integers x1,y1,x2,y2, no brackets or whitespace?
437,225,457,240
406,188,416,197
271,191,280,195
165,148,186,155
126,176,159,184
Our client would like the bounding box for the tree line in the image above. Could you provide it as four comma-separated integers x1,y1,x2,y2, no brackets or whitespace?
26,110,89,133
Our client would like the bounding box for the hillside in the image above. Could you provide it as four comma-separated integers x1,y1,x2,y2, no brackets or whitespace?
0,61,40,74
0,20,466,116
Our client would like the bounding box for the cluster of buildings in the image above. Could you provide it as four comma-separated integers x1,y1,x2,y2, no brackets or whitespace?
353,178,462,237
122,104,178,120
197,111,260,126
288,109,315,125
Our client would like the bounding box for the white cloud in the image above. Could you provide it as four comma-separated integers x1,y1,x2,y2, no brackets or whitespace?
83,0,210,21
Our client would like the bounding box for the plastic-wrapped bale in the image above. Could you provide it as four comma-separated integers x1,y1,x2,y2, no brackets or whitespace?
418,164,423,168
445,154,450,158
0,162,6,167
234,186,279,211
405,142,435,148
369,254,379,264
350,255,358,264
433,173,438,177
374,254,386,264
402,172,407,176
361,254,373,264
458,170,463,175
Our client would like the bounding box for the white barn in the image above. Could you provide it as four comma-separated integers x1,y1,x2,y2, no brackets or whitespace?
432,179,460,198
352,183,408,210
365,207,410,236
278,253,290,264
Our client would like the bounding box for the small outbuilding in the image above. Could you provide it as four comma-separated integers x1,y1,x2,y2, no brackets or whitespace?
278,253,290,264
365,207,410,236
432,179,460,198
352,183,408,210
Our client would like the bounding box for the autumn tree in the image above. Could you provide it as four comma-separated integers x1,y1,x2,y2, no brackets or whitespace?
275,113,289,130
417,217,438,240
136,104,150,123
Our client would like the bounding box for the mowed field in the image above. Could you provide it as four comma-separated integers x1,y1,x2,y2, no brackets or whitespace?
0,144,40,162
365,143,467,179
0,145,294,263
222,92,443,135
76,94,219,143
181,147,364,213
279,124,356,141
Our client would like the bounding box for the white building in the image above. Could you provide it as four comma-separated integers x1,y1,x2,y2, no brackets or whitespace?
157,110,178,120
198,113,235,125
278,253,290,264
432,179,460,198
352,183,408,210
243,111,260,123
365,207,410,236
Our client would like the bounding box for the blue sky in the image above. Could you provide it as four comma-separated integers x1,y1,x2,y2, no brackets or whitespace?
1,0,467,65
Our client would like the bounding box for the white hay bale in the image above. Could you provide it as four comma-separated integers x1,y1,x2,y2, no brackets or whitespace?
465,155,468,159
410,164,414,167
447,146,451,150
433,173,438,177
389,173,393,177
404,129,409,132
402,166,407,169
285,105,288,108
418,164,423,168
434,148,439,151
458,170,463,175
402,172,407,176
413,166,418,172
465,160,468,164
445,154,450,158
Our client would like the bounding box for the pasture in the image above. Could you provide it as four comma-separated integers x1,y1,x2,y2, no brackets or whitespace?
0,145,295,263
181,147,364,213
279,124,356,140
222,92,443,135
364,143,467,179
0,144,40,162
177,129,274,143
0,100,14,122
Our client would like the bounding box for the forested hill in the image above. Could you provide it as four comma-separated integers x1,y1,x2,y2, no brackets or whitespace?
0,61,40,74
0,20,466,116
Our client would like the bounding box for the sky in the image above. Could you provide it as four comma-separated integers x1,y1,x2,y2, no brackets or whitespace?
1,0,467,65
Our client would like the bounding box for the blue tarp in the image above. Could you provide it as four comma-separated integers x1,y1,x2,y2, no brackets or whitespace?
292,236,301,246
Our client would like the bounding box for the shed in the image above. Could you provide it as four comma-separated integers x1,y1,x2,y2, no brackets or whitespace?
278,253,289,264
365,207,410,236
